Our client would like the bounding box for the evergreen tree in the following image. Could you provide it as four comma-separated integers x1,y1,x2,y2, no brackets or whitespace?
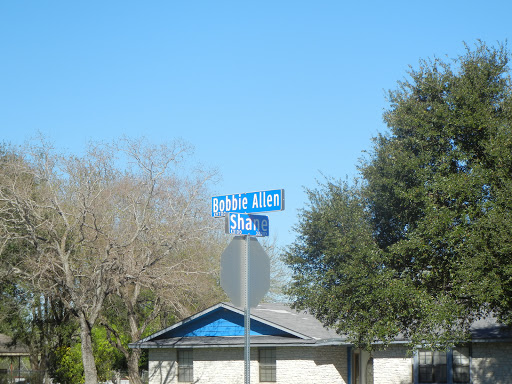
285,42,512,349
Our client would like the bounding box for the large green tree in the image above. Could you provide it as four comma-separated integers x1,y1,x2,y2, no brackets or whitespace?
285,42,512,349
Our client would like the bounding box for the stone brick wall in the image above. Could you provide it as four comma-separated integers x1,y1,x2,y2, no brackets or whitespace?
372,345,412,384
369,342,512,384
148,349,178,384
147,342,512,384
277,346,348,384
471,342,512,384
148,346,348,384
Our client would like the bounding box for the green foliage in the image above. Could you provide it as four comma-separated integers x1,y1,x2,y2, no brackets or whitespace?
54,344,84,384
93,327,126,380
285,180,395,347
0,279,125,384
285,41,512,350
0,273,79,376
52,327,126,384
100,286,192,379
104,289,161,337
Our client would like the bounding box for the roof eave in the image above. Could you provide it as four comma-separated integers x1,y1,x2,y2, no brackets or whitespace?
129,340,349,349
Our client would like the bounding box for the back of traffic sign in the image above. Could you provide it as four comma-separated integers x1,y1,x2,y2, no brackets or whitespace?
220,236,270,308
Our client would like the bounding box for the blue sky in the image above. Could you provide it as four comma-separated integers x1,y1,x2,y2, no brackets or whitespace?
1,1,510,248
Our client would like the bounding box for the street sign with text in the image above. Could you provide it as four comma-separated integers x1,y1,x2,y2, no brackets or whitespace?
213,188,284,384
212,189,284,217
225,213,269,237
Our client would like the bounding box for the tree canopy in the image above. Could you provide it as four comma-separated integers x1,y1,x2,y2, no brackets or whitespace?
285,41,512,349
0,137,225,383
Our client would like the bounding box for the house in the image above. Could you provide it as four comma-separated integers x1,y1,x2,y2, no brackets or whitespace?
129,302,512,384
0,334,30,380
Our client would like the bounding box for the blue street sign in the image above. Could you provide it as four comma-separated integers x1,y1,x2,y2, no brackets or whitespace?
225,213,269,237
212,189,284,217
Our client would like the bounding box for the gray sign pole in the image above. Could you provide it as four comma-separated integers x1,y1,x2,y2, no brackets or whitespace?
243,235,251,384
216,188,284,383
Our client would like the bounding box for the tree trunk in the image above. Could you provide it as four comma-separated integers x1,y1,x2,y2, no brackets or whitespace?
127,348,143,384
126,283,144,384
79,312,99,384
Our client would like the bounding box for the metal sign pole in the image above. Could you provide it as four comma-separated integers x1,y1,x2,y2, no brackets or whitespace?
244,235,251,384
215,188,284,384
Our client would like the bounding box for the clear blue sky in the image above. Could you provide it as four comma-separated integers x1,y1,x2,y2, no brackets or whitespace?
1,1,510,248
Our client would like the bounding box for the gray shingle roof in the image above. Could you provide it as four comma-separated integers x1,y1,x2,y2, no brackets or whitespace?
237,302,342,341
129,302,512,349
470,316,512,341
0,334,29,356
129,302,347,349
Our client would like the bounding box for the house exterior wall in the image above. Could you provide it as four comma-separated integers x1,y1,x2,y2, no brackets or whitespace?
277,346,348,384
471,342,512,384
369,342,512,384
148,349,178,384
372,345,412,384
147,342,512,384
148,346,349,384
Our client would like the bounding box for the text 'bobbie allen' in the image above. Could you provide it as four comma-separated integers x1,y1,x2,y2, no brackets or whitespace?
211,189,284,217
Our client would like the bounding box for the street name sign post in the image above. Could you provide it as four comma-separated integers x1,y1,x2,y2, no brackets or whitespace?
213,189,284,384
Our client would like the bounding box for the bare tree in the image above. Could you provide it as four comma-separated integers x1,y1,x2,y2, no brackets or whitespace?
0,140,117,383
97,138,225,384
0,137,221,384
259,235,291,303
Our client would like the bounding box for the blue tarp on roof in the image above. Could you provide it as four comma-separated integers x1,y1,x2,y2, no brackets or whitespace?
154,306,291,339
